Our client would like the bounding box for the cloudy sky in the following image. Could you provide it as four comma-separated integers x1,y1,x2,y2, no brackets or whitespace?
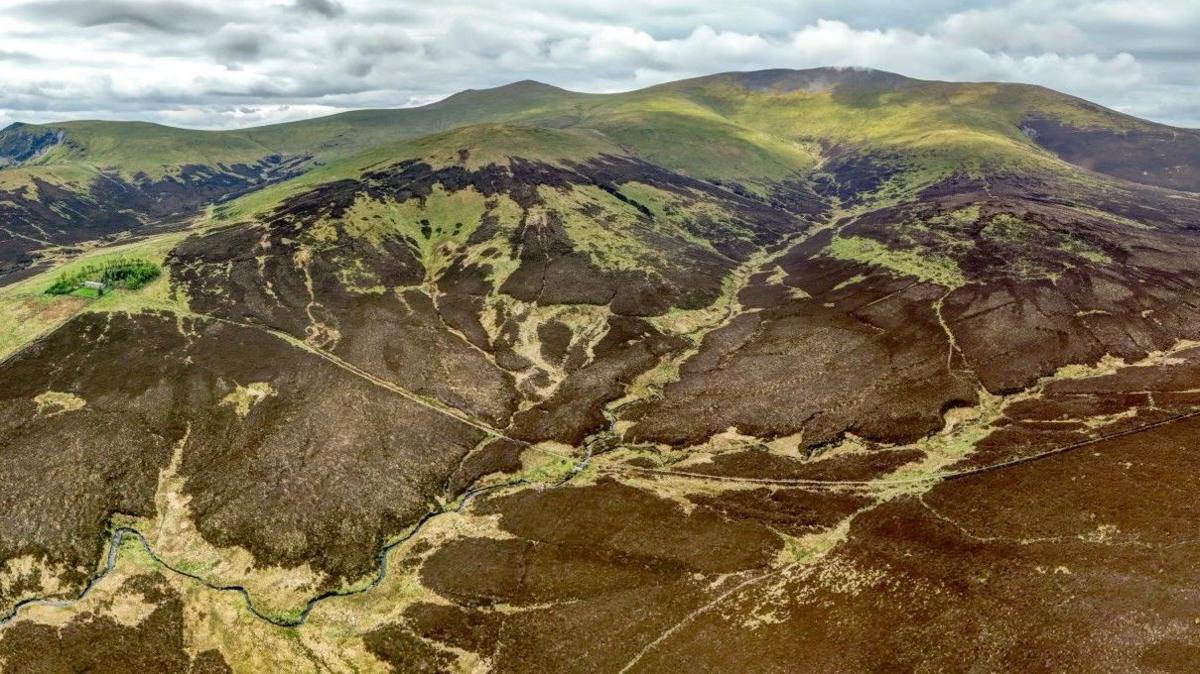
0,0,1196,130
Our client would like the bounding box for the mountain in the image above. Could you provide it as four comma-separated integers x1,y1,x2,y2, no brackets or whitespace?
2,68,1200,672
3,67,1196,286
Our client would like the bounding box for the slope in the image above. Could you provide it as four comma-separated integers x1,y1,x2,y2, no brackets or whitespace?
4,67,1198,285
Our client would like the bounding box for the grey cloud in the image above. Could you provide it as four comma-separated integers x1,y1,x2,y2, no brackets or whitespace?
201,75,379,100
0,50,42,63
1,0,1198,130
16,0,222,33
327,27,421,59
344,59,374,78
293,0,345,19
210,27,267,63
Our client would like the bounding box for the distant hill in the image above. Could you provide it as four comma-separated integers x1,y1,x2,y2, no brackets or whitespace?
3,67,1197,283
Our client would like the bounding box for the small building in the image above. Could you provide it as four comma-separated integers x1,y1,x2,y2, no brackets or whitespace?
82,280,105,296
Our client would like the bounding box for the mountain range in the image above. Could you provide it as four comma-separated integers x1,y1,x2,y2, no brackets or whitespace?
2,67,1200,673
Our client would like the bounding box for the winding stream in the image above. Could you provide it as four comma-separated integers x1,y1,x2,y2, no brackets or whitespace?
0,447,592,630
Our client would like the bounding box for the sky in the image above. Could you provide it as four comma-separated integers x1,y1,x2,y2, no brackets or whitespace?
0,0,1196,130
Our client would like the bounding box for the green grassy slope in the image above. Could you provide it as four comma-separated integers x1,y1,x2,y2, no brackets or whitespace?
207,68,1198,224
42,121,276,176
242,80,585,156
6,67,1194,187
4,121,277,180
245,68,1200,186
3,67,1196,234
213,123,626,222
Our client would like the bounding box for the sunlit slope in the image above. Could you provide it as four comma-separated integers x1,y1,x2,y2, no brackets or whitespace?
241,80,586,157
6,67,1197,189
237,67,1200,197
642,69,1200,190
3,67,1197,284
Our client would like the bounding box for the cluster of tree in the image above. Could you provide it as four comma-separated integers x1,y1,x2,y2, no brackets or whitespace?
45,257,161,296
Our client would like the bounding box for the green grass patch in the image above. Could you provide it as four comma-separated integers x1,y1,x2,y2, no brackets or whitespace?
1057,237,1112,265
618,181,751,250
589,102,819,182
826,235,965,288
981,212,1113,269
981,212,1036,242
29,120,276,180
328,186,489,283
45,257,161,296
541,185,666,272
33,390,86,415
0,231,189,361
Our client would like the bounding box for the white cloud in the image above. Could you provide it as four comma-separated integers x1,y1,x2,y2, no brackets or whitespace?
0,0,1196,129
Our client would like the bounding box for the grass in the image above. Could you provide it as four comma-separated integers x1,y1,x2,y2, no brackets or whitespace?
381,185,489,281
304,184,503,287
541,184,664,272
212,123,621,225
980,212,1113,269
0,231,190,361
619,181,750,250
0,68,1162,365
825,235,966,288
221,382,276,418
0,162,99,194
1057,237,1113,265
21,120,277,180
981,212,1035,242
45,257,161,295
8,67,1173,230
503,445,580,486
587,99,819,182
33,390,86,415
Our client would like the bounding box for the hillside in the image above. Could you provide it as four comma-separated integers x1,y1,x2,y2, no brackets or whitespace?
3,68,1197,285
2,68,1200,672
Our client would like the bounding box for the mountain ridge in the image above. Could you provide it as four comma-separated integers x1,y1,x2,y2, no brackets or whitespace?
2,65,1197,288
9,65,1196,134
